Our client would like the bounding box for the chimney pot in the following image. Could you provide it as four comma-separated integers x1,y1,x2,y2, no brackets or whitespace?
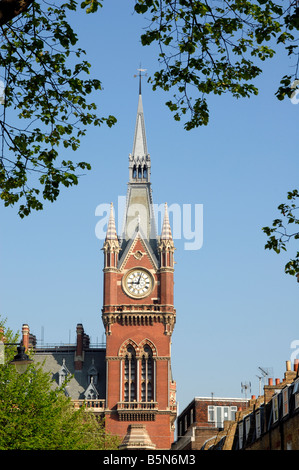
268,378,273,386
294,359,299,372
286,360,291,371
275,378,280,385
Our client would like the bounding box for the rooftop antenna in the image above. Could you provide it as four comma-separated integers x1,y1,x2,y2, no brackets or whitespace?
241,381,251,400
256,375,262,396
258,366,273,386
134,65,147,95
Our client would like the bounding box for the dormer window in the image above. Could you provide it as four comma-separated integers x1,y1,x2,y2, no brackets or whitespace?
88,359,98,385
58,359,70,387
84,377,99,400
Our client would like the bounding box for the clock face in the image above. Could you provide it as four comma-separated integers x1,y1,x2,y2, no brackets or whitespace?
123,268,153,298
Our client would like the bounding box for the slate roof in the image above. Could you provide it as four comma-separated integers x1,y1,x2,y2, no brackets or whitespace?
33,347,106,400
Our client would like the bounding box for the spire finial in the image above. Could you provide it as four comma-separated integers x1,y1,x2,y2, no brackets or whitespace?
135,66,147,95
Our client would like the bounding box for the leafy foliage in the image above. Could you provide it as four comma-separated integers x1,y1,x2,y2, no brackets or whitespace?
0,1,116,217
134,0,299,129
262,190,299,278
135,1,299,282
0,316,120,450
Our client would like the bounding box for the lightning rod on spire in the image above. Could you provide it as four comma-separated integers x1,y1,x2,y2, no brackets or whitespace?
134,66,147,95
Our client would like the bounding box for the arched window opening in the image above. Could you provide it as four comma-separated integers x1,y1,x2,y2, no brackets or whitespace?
138,165,142,179
124,345,136,402
143,165,147,179
141,345,153,402
132,165,137,179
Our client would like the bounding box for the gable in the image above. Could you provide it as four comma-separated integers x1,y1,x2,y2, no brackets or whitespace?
118,232,158,272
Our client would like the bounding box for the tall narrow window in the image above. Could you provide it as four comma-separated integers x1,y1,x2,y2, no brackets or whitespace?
255,410,261,439
272,394,279,423
124,346,136,402
141,345,153,402
282,387,289,417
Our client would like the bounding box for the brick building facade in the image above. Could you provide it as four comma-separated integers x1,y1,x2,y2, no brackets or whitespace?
172,396,249,450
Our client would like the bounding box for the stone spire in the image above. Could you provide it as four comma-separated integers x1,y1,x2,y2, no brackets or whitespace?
159,203,175,270
105,202,118,241
161,202,173,241
120,79,157,257
129,69,151,184
103,203,120,264
132,92,148,161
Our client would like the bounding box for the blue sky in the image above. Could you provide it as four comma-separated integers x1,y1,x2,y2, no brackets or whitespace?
0,1,298,413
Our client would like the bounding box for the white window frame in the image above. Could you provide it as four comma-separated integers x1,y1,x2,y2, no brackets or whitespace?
190,408,194,425
245,415,251,439
208,405,215,424
255,410,261,439
238,421,243,449
282,387,289,417
272,394,279,423
208,405,239,427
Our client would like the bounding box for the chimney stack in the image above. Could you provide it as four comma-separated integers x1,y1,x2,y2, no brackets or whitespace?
22,324,30,351
75,323,88,371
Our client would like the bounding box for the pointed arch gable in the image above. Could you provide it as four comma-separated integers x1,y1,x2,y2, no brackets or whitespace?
138,338,158,357
118,338,139,357
118,338,158,358
118,232,158,272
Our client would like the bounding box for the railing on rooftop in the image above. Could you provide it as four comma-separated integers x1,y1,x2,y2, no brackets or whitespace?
34,342,106,351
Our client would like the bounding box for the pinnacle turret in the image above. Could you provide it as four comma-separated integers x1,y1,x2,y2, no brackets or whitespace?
159,203,175,269
105,202,118,241
160,203,173,241
103,203,120,266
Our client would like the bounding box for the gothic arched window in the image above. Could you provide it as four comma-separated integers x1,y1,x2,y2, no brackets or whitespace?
124,345,136,402
133,165,137,179
143,165,147,179
141,345,153,402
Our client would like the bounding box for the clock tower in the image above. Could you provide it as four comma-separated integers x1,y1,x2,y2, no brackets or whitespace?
102,83,177,449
